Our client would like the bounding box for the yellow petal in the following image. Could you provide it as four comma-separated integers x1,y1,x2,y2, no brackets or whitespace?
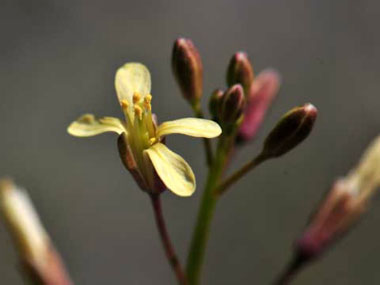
115,62,151,107
156,118,222,139
67,114,125,137
144,143,195,197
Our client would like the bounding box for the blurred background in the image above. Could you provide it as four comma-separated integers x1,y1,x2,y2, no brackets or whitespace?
0,0,380,284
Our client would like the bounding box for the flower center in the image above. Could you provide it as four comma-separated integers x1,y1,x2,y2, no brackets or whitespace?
121,93,159,188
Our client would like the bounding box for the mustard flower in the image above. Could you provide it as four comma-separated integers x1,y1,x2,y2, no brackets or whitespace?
68,63,221,197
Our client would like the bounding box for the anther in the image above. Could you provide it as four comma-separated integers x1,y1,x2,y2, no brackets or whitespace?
149,137,157,145
144,94,152,111
121,99,129,110
133,92,141,104
145,94,152,103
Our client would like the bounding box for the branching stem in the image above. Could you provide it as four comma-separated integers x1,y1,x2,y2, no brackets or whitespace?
216,153,268,196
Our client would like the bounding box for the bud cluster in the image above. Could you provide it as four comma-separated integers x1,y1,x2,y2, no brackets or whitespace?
172,37,318,162
208,84,246,133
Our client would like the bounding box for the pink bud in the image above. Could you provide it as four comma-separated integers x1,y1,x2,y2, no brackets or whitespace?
226,52,254,97
296,180,365,260
237,69,281,142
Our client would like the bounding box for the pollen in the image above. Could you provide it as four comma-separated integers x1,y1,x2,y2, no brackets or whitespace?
134,105,143,120
121,99,129,110
133,92,141,104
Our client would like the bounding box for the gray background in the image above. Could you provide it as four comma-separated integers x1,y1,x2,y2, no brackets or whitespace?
0,0,379,284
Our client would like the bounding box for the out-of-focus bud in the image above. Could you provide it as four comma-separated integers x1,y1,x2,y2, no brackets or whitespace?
238,69,280,143
172,38,203,107
219,84,245,131
262,103,317,158
208,89,224,121
0,179,72,285
118,133,166,194
295,135,380,263
226,52,254,97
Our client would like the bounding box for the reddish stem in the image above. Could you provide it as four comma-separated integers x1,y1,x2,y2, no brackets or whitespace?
150,194,187,285
274,253,307,285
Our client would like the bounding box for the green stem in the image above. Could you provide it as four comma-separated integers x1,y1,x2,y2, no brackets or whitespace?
192,104,213,166
215,153,268,196
186,137,230,284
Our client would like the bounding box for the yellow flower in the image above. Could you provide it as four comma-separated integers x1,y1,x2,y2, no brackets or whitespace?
68,63,221,197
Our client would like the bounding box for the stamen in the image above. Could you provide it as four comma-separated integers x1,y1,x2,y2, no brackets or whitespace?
149,137,157,145
133,92,141,104
145,94,152,103
121,99,129,110
134,105,143,120
144,94,152,111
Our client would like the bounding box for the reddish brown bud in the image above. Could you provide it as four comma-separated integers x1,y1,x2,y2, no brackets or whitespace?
219,84,245,128
226,52,254,96
262,103,317,158
172,38,203,106
238,69,280,142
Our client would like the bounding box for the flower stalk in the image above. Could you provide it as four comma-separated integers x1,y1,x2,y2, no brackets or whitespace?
215,152,268,196
150,194,187,285
273,253,306,285
186,136,232,284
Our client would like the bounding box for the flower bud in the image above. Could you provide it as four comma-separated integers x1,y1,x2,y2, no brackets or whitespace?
262,103,317,158
295,135,380,262
219,84,245,129
117,133,166,194
172,38,203,106
208,89,224,120
226,52,254,96
237,69,280,143
296,180,364,261
0,179,72,285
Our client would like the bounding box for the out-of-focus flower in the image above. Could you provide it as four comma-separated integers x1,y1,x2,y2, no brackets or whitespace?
68,63,221,197
262,103,317,158
238,69,281,142
226,52,254,97
296,135,380,261
0,179,72,285
172,38,203,107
